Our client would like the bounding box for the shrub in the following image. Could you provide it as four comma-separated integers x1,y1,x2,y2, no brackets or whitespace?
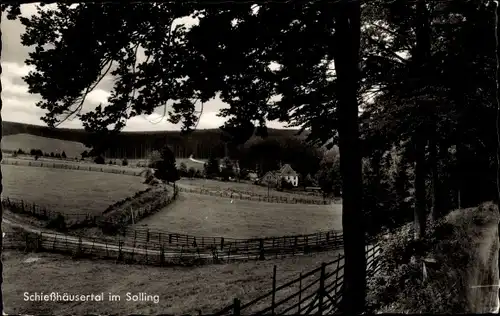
61,151,67,159
94,155,105,164
122,158,129,166
369,204,499,314
187,167,196,178
46,213,67,232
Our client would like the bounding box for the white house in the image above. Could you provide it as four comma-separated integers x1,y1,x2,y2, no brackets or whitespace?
261,164,299,187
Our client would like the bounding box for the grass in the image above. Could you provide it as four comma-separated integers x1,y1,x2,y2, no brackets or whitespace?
2,133,90,158
2,249,342,315
135,191,341,238
3,155,143,173
368,202,500,314
2,164,148,216
177,178,326,201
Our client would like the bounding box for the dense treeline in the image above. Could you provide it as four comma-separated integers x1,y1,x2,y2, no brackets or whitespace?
2,121,302,159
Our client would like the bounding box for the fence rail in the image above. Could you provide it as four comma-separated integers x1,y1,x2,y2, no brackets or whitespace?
212,243,382,315
1,158,142,176
2,228,347,265
1,197,97,225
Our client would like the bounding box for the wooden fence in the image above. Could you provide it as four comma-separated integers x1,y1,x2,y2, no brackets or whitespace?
212,243,382,315
1,158,142,176
177,186,330,205
107,226,344,258
2,228,346,266
1,197,97,226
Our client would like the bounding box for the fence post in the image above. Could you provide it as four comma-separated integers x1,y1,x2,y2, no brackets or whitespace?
221,237,225,250
233,298,241,316
298,272,302,314
146,229,150,243
259,239,265,260
272,265,277,315
318,262,326,315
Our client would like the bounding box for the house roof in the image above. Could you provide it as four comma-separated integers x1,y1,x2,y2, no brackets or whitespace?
279,164,297,177
263,164,298,179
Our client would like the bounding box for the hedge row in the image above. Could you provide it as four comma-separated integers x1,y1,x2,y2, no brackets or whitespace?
102,187,154,214
99,185,179,235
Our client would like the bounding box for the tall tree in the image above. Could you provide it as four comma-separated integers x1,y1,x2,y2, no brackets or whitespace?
331,1,365,312
204,155,220,179
154,145,179,184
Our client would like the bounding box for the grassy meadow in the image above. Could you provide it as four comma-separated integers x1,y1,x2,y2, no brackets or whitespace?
2,249,342,315
2,133,90,158
2,164,148,215
135,191,341,238
177,178,326,201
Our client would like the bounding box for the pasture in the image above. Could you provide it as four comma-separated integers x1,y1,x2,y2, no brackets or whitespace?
2,164,148,216
135,191,342,238
2,133,90,158
2,156,143,176
3,249,342,315
177,178,326,201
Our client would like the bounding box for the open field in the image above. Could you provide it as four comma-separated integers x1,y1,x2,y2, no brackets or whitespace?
136,192,341,238
1,157,144,177
2,164,148,215
177,178,327,201
2,133,90,158
2,249,342,315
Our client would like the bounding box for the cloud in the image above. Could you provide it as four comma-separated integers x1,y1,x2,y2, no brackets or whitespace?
1,3,290,132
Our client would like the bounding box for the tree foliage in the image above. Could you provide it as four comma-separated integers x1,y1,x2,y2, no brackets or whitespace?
153,145,179,183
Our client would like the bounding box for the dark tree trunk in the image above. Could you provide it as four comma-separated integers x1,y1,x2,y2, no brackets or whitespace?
0,12,4,313
414,132,427,239
412,0,431,240
496,0,500,206
429,131,441,221
332,1,366,313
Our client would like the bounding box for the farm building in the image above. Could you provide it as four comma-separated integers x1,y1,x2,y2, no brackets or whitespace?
261,164,299,187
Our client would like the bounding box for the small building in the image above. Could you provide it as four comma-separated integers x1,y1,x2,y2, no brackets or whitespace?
247,172,259,181
261,164,299,187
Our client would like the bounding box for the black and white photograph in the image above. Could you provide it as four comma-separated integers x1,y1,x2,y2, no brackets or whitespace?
1,0,500,314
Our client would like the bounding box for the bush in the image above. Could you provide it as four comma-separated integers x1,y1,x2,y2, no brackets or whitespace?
94,156,105,164
61,151,67,158
46,213,67,232
122,158,129,166
369,204,499,314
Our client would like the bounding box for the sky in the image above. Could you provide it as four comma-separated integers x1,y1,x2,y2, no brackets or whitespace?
1,4,289,131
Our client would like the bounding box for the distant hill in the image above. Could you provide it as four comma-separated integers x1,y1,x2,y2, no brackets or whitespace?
2,134,90,158
2,121,306,159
